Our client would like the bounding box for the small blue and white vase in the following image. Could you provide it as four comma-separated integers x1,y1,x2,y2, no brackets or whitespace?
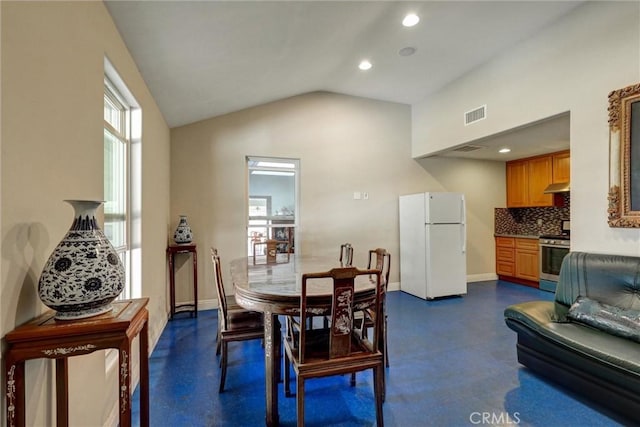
173,215,193,244
38,200,125,320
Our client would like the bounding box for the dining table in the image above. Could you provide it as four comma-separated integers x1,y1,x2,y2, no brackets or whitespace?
229,254,378,427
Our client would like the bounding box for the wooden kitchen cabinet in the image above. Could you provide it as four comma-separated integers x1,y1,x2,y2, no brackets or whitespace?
514,238,539,282
527,156,553,207
506,161,528,208
506,151,568,208
495,236,539,285
495,236,515,276
552,150,570,183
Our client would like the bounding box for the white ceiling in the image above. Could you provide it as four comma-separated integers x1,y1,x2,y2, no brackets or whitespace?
438,112,570,162
105,1,579,160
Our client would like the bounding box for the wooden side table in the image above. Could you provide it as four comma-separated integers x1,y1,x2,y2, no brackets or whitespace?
4,298,149,427
166,244,198,319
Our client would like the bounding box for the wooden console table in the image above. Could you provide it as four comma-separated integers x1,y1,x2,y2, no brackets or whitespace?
4,298,149,427
166,244,198,319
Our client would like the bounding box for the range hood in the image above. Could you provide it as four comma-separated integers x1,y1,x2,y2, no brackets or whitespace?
543,182,570,194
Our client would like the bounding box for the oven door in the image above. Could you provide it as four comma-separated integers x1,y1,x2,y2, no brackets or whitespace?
539,243,569,281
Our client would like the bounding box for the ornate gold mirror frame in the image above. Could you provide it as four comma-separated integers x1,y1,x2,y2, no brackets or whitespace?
608,82,640,227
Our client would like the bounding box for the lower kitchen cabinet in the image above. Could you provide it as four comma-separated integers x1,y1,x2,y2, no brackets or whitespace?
514,238,539,282
495,236,539,286
496,237,515,276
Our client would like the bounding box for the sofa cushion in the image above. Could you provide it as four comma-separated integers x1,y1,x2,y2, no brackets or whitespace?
567,296,640,343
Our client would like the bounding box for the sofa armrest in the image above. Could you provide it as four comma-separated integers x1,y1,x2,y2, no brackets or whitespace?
504,301,557,331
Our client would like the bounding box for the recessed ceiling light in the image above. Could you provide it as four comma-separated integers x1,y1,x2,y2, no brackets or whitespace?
399,47,416,57
499,148,511,154
402,13,420,27
358,60,372,71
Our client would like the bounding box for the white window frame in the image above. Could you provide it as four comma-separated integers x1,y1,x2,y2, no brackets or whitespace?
104,58,142,301
104,79,130,297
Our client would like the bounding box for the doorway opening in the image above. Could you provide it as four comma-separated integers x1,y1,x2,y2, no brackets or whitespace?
246,156,299,257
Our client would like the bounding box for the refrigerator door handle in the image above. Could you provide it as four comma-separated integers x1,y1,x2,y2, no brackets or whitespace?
461,224,466,254
460,195,467,254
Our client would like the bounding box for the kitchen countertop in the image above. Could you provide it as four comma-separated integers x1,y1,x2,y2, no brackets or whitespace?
494,234,539,239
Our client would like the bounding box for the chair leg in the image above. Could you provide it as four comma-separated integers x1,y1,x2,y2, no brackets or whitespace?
216,313,222,356
380,319,387,401
374,365,385,426
284,353,291,397
384,316,389,367
350,372,356,386
296,376,305,427
275,320,282,382
219,341,227,393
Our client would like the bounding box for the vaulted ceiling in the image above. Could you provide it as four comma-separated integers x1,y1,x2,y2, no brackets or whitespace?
105,1,580,159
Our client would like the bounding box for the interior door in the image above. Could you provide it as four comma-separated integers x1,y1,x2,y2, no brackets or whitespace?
246,156,299,256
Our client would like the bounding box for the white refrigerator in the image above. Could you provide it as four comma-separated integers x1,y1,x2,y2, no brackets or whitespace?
399,192,467,299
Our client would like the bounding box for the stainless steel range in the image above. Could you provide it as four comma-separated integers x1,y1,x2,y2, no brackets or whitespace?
539,234,570,292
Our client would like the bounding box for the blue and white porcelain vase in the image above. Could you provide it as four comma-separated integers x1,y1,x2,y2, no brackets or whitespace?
173,215,193,244
38,200,125,320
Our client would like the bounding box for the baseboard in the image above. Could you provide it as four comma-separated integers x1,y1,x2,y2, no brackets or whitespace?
467,273,498,283
198,298,218,311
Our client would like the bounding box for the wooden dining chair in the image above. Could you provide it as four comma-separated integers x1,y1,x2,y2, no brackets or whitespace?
283,266,385,427
339,242,354,266
362,248,391,367
211,248,265,392
309,243,354,331
351,248,391,390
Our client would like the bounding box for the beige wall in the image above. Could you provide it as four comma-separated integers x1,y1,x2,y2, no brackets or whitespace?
1,2,170,425
416,157,506,281
170,92,503,305
412,1,640,256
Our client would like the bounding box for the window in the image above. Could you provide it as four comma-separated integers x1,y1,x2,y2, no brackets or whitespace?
104,79,130,298
104,58,142,300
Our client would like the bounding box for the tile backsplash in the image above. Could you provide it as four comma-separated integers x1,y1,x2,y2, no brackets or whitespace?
495,194,570,236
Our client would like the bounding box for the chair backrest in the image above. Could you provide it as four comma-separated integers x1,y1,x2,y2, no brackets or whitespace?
367,248,391,291
339,243,354,266
299,266,382,362
211,247,229,329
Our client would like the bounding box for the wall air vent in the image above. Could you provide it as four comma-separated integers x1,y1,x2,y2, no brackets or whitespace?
452,145,484,152
464,105,486,126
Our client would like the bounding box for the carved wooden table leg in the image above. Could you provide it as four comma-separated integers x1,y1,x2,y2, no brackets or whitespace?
119,338,132,427
55,359,69,426
140,319,150,427
5,359,24,427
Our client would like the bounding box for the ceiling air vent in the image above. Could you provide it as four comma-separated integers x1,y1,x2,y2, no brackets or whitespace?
464,105,486,126
452,145,484,152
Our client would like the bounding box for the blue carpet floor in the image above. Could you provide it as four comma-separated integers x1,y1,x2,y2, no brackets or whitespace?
132,280,630,426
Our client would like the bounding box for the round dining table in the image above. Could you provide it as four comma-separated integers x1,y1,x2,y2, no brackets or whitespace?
230,255,378,427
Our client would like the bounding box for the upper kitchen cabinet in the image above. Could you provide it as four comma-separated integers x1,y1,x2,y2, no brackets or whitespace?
552,150,570,184
506,151,569,208
528,156,553,206
506,160,529,207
